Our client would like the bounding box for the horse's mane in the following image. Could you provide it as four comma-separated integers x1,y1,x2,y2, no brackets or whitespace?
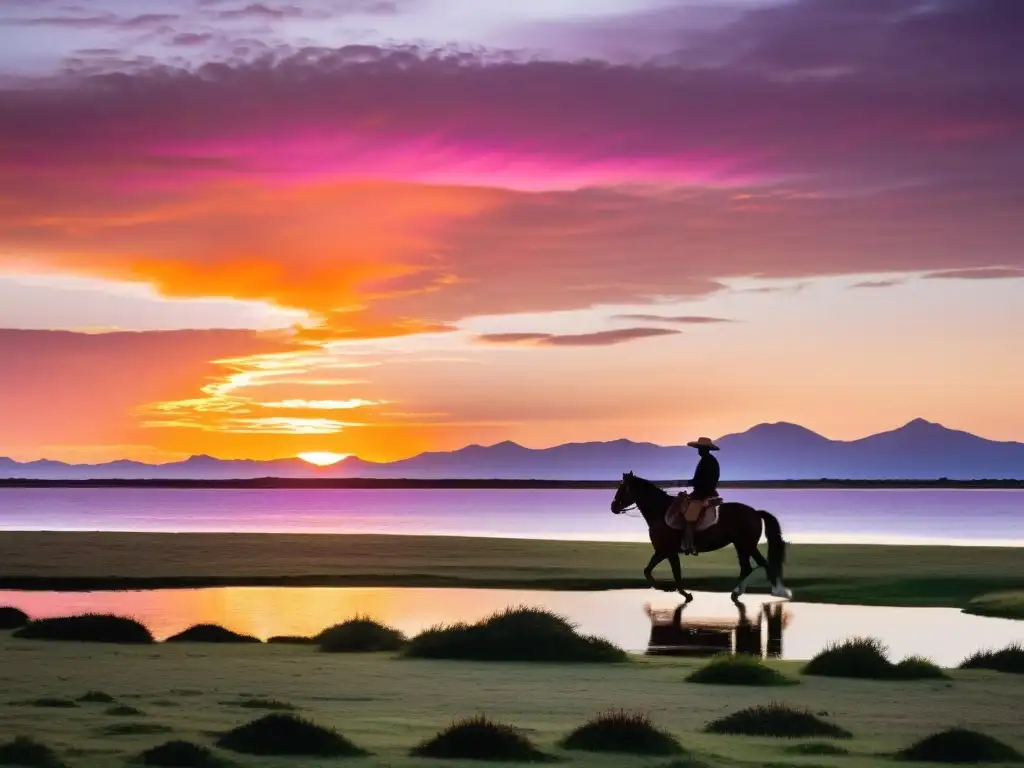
628,473,670,499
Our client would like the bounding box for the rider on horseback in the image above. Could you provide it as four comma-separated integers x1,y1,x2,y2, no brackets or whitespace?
680,436,720,555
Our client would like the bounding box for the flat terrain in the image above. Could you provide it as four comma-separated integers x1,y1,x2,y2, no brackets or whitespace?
2,632,1021,768
2,532,1023,609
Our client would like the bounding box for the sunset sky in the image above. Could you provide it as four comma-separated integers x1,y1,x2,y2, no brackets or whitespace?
2,0,1022,464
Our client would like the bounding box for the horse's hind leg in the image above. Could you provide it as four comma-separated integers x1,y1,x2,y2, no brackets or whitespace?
667,553,693,603
731,547,755,602
751,548,777,589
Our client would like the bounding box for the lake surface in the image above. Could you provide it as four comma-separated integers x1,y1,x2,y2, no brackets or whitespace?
2,487,1022,546
3,586,1021,665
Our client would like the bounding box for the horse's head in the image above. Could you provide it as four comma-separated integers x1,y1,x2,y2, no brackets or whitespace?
611,471,637,514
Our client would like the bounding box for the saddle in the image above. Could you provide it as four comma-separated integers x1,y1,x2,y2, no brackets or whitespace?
665,492,722,532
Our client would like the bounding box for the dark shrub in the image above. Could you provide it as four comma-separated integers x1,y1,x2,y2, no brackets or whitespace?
223,698,294,711
13,614,153,644
317,618,406,653
0,736,66,768
405,606,627,663
412,715,551,762
164,624,260,644
704,703,852,739
216,714,367,757
267,635,316,645
560,710,683,756
960,643,1024,675
77,691,116,703
138,740,231,768
897,728,1022,763
106,704,145,716
803,637,945,680
0,607,29,630
686,654,797,686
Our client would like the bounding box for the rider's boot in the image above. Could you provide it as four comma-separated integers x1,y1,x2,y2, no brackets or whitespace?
684,522,697,556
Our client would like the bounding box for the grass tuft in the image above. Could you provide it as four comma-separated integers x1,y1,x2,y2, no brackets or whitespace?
0,736,66,768
412,715,552,762
267,635,316,645
686,654,797,686
223,698,294,711
896,728,1023,763
97,723,173,737
316,617,407,653
164,624,261,644
560,710,683,755
959,643,1024,675
803,637,946,680
704,702,852,739
12,698,78,709
0,607,29,630
404,606,627,663
106,704,145,716
138,740,232,767
12,614,153,644
76,690,116,703
216,714,368,757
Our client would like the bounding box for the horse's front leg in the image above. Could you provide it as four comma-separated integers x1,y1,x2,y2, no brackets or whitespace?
643,551,666,588
667,552,693,603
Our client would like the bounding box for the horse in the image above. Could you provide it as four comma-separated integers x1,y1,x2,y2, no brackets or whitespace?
611,471,792,603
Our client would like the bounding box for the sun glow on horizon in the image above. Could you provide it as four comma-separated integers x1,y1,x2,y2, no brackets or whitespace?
297,451,350,466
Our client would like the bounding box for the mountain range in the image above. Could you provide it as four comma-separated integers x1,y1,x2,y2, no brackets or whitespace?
2,419,1022,481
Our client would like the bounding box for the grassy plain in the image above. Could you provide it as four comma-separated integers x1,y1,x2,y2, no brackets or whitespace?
1,532,1023,611
2,632,1022,768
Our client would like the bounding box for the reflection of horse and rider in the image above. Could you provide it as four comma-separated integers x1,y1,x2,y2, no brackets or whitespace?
645,599,790,658
611,436,793,603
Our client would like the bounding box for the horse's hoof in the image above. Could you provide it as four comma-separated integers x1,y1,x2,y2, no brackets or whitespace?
681,592,694,604
730,591,742,604
771,585,793,600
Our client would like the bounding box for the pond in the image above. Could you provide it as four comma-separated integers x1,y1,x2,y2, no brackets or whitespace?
3,586,1021,666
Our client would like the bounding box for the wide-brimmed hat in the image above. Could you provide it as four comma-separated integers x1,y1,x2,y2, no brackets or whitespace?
686,437,720,451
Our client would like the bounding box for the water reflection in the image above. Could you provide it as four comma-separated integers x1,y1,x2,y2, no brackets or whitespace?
1,586,1021,666
645,601,789,658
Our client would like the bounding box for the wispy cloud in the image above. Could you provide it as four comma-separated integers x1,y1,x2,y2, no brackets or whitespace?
476,328,680,347
612,314,734,324
850,279,904,289
924,267,1024,280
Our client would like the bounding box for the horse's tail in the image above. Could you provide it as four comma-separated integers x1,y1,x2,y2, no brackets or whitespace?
758,509,786,583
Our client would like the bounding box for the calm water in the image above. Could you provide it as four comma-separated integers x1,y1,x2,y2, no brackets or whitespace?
2,587,1021,665
2,487,1022,545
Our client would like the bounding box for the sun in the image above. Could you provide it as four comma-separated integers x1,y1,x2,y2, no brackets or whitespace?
297,451,349,467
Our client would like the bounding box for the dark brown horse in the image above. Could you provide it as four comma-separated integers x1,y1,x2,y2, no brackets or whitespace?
611,471,792,603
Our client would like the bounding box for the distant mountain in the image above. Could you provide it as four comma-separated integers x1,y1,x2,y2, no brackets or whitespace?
2,419,1022,481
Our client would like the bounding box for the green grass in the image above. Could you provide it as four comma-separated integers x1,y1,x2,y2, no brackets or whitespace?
222,698,294,711
0,737,66,768
784,742,850,756
13,614,154,644
704,703,853,739
137,740,231,767
2,532,1023,608
105,704,145,716
962,591,1024,620
896,728,1023,763
404,606,626,662
686,654,797,686
216,713,369,757
317,617,407,653
559,710,684,755
2,631,1022,768
0,606,29,630
412,715,552,761
12,698,78,709
164,624,260,644
803,638,947,680
959,643,1024,675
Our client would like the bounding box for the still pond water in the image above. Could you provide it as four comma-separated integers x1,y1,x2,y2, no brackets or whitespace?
3,487,1024,545
3,587,1021,666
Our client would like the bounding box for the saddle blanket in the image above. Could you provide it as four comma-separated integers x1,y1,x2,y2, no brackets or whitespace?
665,493,721,532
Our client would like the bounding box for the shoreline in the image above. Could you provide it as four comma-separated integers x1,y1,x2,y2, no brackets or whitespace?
2,477,1023,489
1,533,1022,613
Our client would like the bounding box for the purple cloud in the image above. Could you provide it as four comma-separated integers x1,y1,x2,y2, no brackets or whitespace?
477,328,681,347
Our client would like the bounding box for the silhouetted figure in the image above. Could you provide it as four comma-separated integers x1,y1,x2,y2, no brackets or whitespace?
681,437,720,555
